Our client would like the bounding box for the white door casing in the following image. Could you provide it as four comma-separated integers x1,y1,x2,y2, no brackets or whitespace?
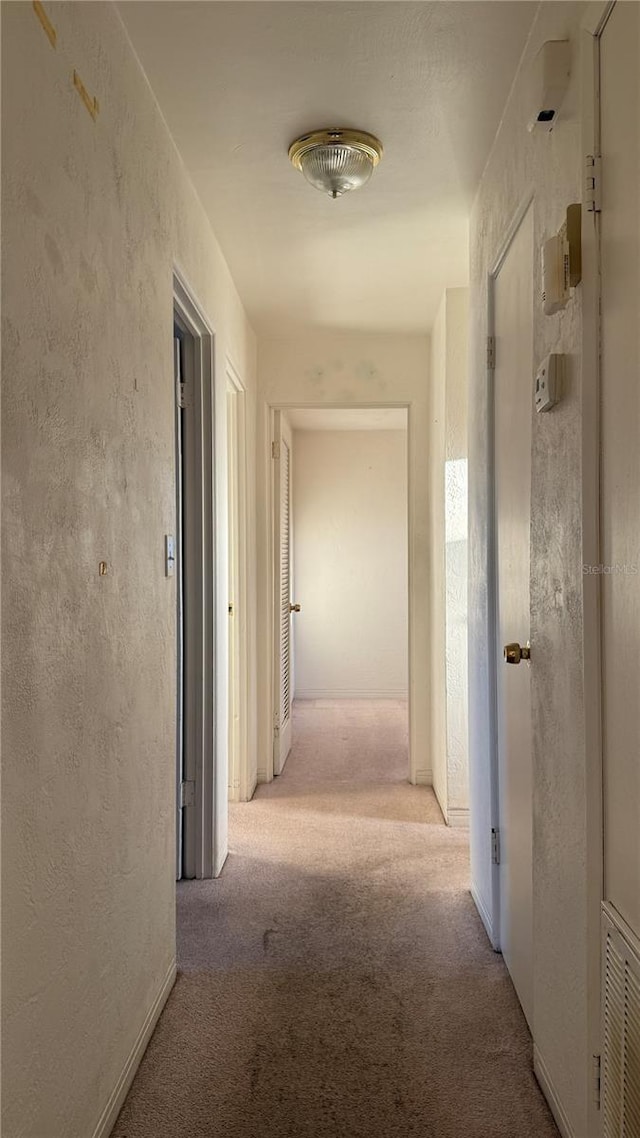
227,385,240,800
600,0,640,942
493,202,535,1028
273,411,294,775
174,335,185,880
173,272,219,879
226,363,251,802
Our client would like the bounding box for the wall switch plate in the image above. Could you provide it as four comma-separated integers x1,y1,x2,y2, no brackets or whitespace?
165,534,175,577
535,354,563,412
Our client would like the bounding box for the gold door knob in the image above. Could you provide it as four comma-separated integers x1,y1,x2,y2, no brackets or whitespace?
504,641,531,665
289,603,301,613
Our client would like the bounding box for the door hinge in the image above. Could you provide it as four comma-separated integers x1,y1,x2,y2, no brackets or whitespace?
180,780,195,808
491,827,501,865
273,710,280,738
585,154,602,214
271,440,280,460
177,381,187,409
487,335,496,371
591,1054,601,1110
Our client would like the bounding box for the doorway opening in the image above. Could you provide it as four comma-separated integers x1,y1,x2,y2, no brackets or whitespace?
271,406,410,783
226,361,251,802
173,273,217,881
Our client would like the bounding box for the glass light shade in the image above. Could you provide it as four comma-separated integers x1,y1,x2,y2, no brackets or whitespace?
289,129,383,199
299,144,375,198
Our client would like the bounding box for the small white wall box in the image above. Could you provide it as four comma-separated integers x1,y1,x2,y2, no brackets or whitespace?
541,203,582,315
527,40,571,133
534,354,563,413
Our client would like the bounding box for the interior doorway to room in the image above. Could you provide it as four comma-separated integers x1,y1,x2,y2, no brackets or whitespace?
226,364,250,802
272,407,410,779
173,325,188,879
173,277,217,881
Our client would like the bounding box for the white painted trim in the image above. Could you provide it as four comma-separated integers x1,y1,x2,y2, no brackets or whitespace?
294,690,409,701
534,1046,577,1138
582,0,616,37
602,900,640,961
91,961,176,1138
432,780,447,820
414,767,433,787
446,807,469,828
226,358,251,803
173,269,219,880
580,12,608,1137
471,883,499,950
485,189,535,974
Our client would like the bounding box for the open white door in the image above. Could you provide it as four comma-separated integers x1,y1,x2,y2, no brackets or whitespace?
493,203,534,1028
273,411,296,775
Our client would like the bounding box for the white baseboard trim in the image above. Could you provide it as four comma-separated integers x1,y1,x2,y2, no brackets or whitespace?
533,1046,576,1138
247,773,258,801
413,767,433,786
470,882,498,950
295,690,409,701
446,807,469,828
91,959,176,1138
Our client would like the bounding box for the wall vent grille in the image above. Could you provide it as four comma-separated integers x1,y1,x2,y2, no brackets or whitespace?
602,906,640,1138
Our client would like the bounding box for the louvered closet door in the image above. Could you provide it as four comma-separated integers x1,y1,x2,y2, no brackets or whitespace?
602,913,640,1138
273,412,294,774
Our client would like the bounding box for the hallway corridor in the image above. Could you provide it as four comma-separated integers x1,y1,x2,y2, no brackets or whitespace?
113,702,558,1138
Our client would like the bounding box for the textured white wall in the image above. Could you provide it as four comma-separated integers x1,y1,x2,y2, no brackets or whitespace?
429,289,469,824
257,334,429,784
444,288,469,821
1,4,256,1136
293,430,408,699
468,4,591,1133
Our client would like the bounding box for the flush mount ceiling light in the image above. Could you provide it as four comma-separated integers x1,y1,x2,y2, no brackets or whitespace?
288,128,383,199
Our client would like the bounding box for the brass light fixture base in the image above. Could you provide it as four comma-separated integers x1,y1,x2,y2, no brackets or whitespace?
288,128,383,171
288,128,383,197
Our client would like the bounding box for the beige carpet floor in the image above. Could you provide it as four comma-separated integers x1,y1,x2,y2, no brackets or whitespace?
112,700,558,1138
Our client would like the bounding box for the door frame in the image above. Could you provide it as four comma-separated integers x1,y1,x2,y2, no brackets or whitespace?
481,9,608,1126
173,270,218,879
272,409,295,775
580,5,614,1136
264,400,413,784
485,191,535,952
226,358,251,802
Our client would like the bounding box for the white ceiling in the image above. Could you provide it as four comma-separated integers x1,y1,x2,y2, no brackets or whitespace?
287,407,407,431
120,2,537,335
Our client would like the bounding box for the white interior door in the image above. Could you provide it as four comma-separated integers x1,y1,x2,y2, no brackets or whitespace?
600,0,640,941
273,411,294,775
494,203,534,1028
